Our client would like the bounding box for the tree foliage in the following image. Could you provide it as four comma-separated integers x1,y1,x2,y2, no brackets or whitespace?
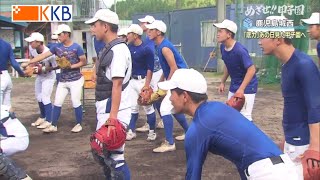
112,0,318,20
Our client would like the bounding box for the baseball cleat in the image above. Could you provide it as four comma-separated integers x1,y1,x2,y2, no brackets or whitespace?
31,117,45,127
175,134,185,141
153,140,176,153
126,129,137,141
42,125,57,133
71,124,82,133
147,131,157,141
136,123,150,132
156,121,164,129
36,121,51,129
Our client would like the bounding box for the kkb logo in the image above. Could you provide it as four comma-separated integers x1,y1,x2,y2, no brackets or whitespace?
12,5,72,22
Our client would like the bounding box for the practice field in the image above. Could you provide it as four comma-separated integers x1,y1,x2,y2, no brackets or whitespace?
10,75,284,180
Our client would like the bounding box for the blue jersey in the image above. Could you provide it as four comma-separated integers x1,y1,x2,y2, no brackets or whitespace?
50,43,84,82
185,101,281,180
144,36,161,72
128,42,154,76
281,49,320,146
94,38,106,56
0,39,24,75
317,42,320,58
156,38,188,79
221,42,258,94
47,42,58,49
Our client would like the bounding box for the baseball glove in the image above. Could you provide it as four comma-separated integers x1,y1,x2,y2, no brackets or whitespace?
56,56,71,69
226,93,245,111
301,150,320,180
23,63,44,77
137,86,153,106
90,118,126,155
24,65,34,77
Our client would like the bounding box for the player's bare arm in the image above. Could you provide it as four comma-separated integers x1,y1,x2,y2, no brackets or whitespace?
109,77,124,119
236,65,256,94
28,51,52,64
218,64,229,93
308,122,320,152
162,47,178,80
70,55,87,69
145,69,153,87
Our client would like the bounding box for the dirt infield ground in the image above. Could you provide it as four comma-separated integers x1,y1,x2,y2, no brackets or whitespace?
9,76,284,180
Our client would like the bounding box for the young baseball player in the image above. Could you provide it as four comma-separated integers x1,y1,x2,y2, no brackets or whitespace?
0,38,25,108
85,9,132,179
25,24,87,133
158,68,298,180
258,15,320,180
0,105,29,156
125,24,157,141
213,19,258,121
136,15,166,132
48,33,61,84
24,32,57,129
146,20,189,152
117,28,128,42
0,105,31,180
301,12,320,68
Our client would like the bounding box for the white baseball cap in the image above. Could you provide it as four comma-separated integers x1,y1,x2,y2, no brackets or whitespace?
247,16,295,32
117,28,128,36
54,24,71,35
85,9,119,25
51,34,58,40
25,32,44,42
127,24,143,35
158,69,207,94
301,12,320,25
138,15,155,24
145,20,167,33
213,19,238,34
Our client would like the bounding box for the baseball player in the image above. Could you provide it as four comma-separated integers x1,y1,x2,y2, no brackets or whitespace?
91,36,106,83
136,15,166,132
48,34,61,84
85,9,132,179
0,38,25,108
125,24,157,141
118,28,128,42
257,16,320,179
24,32,57,129
213,19,258,121
146,20,189,153
0,105,29,156
301,12,320,68
25,24,87,133
0,105,32,180
158,68,298,180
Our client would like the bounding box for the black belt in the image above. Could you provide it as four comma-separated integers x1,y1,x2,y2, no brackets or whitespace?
245,156,284,177
131,75,145,80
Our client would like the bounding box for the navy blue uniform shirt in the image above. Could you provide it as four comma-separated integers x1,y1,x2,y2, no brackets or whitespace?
221,42,258,94
128,41,154,76
185,101,281,180
281,49,320,146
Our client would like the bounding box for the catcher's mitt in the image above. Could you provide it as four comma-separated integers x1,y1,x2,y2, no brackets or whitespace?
90,118,126,155
137,86,153,106
301,150,320,180
56,56,71,69
226,93,245,111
